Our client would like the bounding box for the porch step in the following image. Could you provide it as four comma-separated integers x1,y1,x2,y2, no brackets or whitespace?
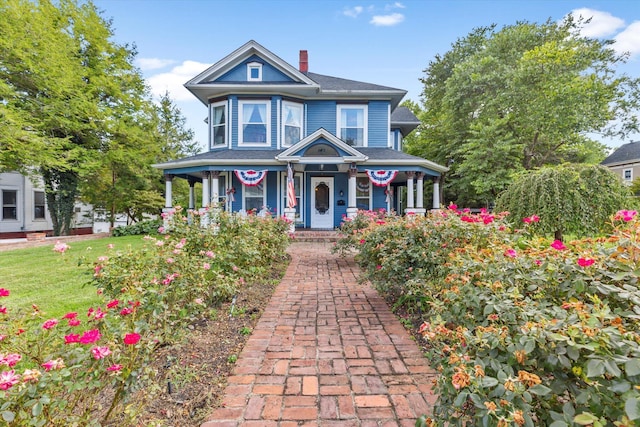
292,230,342,243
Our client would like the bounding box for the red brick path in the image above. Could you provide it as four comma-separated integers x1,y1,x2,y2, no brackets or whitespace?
202,242,437,427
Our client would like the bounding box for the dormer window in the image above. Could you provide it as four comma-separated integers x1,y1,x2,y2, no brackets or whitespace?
247,62,262,81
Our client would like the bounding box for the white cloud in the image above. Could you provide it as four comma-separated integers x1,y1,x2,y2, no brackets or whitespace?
146,60,210,101
135,57,176,71
370,12,404,26
385,2,405,10
343,6,363,18
568,8,625,37
614,21,640,58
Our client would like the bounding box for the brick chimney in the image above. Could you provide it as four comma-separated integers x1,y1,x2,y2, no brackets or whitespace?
299,50,308,73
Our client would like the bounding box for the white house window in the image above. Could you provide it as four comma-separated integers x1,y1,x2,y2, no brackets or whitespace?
2,190,17,220
337,105,367,147
211,101,226,148
239,101,270,146
34,191,46,220
282,102,303,147
247,62,262,82
244,180,266,213
623,168,633,182
356,176,371,210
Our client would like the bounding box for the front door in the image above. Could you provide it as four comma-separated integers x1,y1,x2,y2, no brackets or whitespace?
310,177,333,229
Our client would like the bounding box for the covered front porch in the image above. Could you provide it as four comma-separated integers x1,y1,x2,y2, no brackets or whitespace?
154,129,448,230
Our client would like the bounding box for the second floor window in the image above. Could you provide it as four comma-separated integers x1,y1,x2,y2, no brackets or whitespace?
282,102,302,147
211,102,226,148
240,101,270,146
338,105,367,147
624,169,633,182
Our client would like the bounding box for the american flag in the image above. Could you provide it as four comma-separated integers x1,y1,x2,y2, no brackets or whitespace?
287,163,297,208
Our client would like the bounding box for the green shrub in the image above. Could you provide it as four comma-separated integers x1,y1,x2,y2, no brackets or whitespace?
343,208,640,426
111,219,162,237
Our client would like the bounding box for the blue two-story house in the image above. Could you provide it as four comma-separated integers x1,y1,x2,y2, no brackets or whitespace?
154,41,447,229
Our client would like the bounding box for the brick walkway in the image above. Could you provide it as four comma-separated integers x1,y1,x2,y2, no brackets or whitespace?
202,242,437,427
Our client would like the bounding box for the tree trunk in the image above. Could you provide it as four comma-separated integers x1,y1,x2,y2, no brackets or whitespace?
554,229,563,242
42,168,79,236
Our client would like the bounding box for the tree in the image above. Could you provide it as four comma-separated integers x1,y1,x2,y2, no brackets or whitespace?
494,164,634,240
0,0,185,234
81,93,200,227
407,17,640,206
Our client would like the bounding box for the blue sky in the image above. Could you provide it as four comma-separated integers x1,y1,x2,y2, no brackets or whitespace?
94,0,640,150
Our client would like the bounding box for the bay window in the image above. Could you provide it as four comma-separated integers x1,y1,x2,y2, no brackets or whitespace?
210,101,227,148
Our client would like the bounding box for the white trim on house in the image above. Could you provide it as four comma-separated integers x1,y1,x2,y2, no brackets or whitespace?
247,61,263,81
238,99,271,147
210,100,228,149
337,104,368,147
281,100,303,148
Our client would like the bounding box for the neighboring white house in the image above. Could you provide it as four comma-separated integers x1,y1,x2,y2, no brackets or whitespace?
0,171,93,239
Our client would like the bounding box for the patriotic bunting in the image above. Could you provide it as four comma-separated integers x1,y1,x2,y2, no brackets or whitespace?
234,169,268,186
365,169,398,187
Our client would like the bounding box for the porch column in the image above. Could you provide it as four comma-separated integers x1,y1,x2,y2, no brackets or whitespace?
162,174,174,231
187,177,197,210
201,171,210,208
164,174,173,208
347,165,358,219
414,172,426,216
432,176,441,209
211,171,220,206
405,171,415,215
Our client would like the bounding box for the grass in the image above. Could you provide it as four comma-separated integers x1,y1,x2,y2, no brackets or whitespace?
0,235,149,318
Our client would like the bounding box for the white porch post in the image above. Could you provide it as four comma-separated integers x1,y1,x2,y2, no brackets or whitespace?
432,176,441,209
211,171,220,206
162,174,174,230
405,171,415,215
200,171,210,227
188,177,196,210
414,172,426,216
164,174,173,208
201,171,210,208
346,165,358,219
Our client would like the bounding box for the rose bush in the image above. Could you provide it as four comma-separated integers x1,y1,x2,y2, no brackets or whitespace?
0,207,290,425
337,208,640,426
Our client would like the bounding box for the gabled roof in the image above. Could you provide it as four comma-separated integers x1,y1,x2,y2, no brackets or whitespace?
276,128,367,163
184,40,408,109
601,141,640,166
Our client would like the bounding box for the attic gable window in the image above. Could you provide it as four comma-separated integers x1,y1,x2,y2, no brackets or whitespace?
247,62,262,82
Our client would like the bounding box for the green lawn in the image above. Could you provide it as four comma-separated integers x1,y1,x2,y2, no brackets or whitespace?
0,235,149,318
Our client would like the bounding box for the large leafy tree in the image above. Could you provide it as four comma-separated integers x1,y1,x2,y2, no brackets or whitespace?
0,0,198,234
495,164,634,240
407,17,640,207
81,93,200,226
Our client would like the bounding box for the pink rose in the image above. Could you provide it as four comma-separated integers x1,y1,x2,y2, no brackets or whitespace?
91,346,111,360
123,333,140,345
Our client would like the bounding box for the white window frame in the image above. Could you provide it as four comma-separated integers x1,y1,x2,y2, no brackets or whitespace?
355,175,372,211
2,189,18,221
623,168,633,182
337,104,368,147
239,100,271,146
242,177,267,213
210,100,227,149
282,101,303,147
247,61,262,82
34,190,46,220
